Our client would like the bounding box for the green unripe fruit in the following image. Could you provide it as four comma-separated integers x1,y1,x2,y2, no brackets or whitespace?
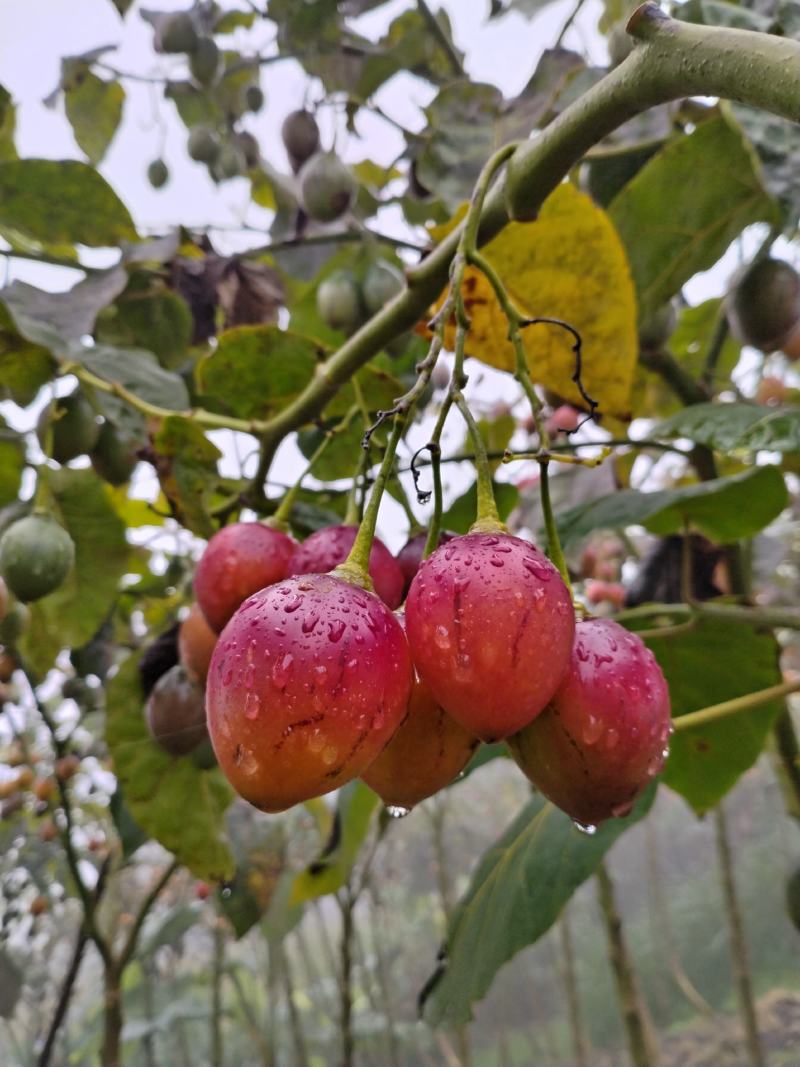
316,271,363,334
299,152,356,222
187,125,220,164
37,391,100,465
0,515,75,602
362,261,404,316
788,865,800,932
158,12,198,54
217,143,244,179
189,36,220,86
233,130,259,169
90,422,138,486
639,301,677,350
726,257,800,351
147,159,169,189
245,85,265,113
0,601,29,646
282,109,320,170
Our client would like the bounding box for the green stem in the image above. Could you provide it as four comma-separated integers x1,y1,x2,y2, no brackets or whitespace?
272,406,359,526
673,679,800,732
538,460,572,594
615,599,800,631
423,444,445,561
453,392,501,530
338,416,407,585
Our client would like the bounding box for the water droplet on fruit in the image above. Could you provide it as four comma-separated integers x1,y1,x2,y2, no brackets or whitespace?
582,714,604,745
244,663,255,689
308,730,324,754
489,556,504,568
604,727,620,750
271,653,294,689
314,664,327,677
223,667,234,685
573,820,596,835
435,625,451,650
284,595,302,613
328,620,346,643
302,613,319,634
533,588,546,612
322,745,338,766
244,692,260,720
523,557,552,581
576,644,590,663
386,805,410,819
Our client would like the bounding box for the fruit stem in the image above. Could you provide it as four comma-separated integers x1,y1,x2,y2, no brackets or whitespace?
453,391,502,532
673,678,800,732
339,414,407,587
344,445,371,525
538,460,573,595
272,406,359,528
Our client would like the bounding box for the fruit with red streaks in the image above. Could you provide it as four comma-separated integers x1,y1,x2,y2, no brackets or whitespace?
145,665,209,757
288,525,404,609
206,573,412,812
509,618,671,825
395,530,456,598
178,603,218,684
405,532,574,741
195,522,297,632
362,615,477,810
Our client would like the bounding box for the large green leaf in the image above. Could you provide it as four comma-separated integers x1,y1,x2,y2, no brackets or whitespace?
420,787,655,1026
0,304,55,405
105,654,235,881
198,325,323,421
634,615,784,813
610,114,777,319
21,469,130,674
655,402,800,453
0,160,136,247
65,73,125,165
0,84,16,162
152,416,222,538
556,465,787,546
95,275,193,370
731,102,800,224
0,422,24,508
289,780,379,904
78,343,190,412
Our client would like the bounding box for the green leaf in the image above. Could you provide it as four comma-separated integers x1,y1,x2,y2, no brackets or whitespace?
676,0,773,31
610,114,778,319
633,615,784,813
442,480,520,535
0,423,24,508
21,469,130,674
653,402,800,453
297,419,365,482
0,84,17,162
65,73,125,165
289,781,379,904
198,325,323,421
556,465,787,546
0,160,136,247
219,807,287,938
78,343,190,411
670,299,741,384
152,416,222,537
95,274,193,370
106,654,235,882
0,304,55,405
214,10,257,31
420,787,655,1026
730,103,800,224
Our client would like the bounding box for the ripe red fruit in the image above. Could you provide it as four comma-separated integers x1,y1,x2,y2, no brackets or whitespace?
362,615,478,810
509,618,671,825
585,580,626,609
145,665,209,757
395,530,456,598
546,405,581,436
178,603,218,684
206,573,412,812
196,881,212,901
288,525,404,609
195,522,297,633
405,532,575,741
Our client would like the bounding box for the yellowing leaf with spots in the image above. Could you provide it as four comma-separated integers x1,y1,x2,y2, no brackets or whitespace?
435,182,638,421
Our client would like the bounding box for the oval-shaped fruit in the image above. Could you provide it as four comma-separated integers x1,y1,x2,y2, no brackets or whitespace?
395,530,456,598
233,130,259,169
245,85,265,113
188,125,220,164
362,261,404,316
195,522,296,633
207,573,412,811
362,615,478,810
299,152,357,222
509,618,671,825
145,664,209,757
37,390,100,465
179,603,217,684
189,36,220,86
157,11,198,53
405,532,575,741
147,159,169,189
0,514,75,602
287,525,404,610
726,257,800,351
90,421,138,485
282,109,320,169
545,405,581,436
316,271,363,334
217,142,244,179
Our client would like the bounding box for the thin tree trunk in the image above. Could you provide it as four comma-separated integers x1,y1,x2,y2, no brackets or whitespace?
338,888,355,1067
713,804,765,1067
772,708,800,821
644,820,715,1019
558,909,590,1067
37,927,88,1067
596,861,659,1067
367,886,402,1067
141,958,158,1067
229,966,272,1067
278,943,310,1067
211,920,225,1067
101,967,123,1067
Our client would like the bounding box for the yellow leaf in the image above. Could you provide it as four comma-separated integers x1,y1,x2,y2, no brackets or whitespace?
435,183,638,422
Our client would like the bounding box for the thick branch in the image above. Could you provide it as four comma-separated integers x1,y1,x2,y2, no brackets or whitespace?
248,5,800,479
